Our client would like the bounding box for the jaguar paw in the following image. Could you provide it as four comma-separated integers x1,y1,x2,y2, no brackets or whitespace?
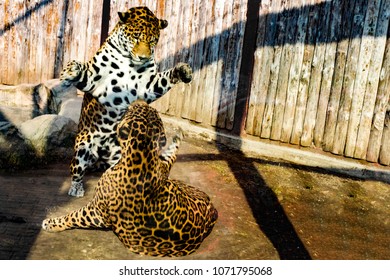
173,63,193,84
60,60,82,84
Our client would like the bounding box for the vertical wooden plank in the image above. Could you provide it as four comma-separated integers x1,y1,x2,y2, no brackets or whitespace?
17,0,29,83
53,0,69,78
0,1,5,84
194,0,212,123
344,0,381,157
225,0,246,130
7,0,18,83
43,0,59,81
157,0,178,114
149,0,170,114
215,0,234,129
62,0,74,67
202,0,224,126
367,17,390,163
331,0,367,154
312,2,340,149
3,0,10,83
168,2,189,118
172,2,191,120
188,0,205,122
180,1,195,121
290,0,320,145
322,0,354,151
367,38,390,164
245,0,270,136
256,1,278,138
379,109,390,165
354,0,390,159
260,0,285,139
280,0,309,143
85,0,103,61
27,0,37,83
271,0,297,141
300,0,331,147
35,0,46,82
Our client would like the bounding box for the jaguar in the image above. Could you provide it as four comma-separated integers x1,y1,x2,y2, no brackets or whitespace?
42,100,218,257
61,6,192,197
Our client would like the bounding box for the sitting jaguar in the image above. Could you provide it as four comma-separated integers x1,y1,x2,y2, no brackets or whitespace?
42,100,218,257
61,6,192,197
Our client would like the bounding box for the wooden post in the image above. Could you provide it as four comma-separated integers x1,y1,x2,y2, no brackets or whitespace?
354,0,390,159
344,0,381,158
290,0,321,145
300,0,331,147
330,0,367,155
245,0,270,136
271,0,296,142
260,0,284,139
322,0,354,152
367,13,390,163
280,0,309,143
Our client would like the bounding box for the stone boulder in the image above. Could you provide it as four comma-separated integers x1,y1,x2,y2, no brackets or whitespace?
0,79,81,168
19,114,77,159
0,79,78,127
0,122,35,168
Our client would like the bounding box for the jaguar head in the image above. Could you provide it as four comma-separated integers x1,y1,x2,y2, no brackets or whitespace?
116,6,168,63
117,100,167,159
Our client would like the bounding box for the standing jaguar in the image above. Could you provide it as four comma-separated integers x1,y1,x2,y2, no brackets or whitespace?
42,100,218,257
61,6,192,197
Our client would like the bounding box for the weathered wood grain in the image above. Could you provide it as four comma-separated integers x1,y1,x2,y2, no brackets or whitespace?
279,0,309,143
300,0,330,147
345,0,382,158
367,11,390,163
260,0,284,139
271,0,296,142
322,0,353,152
290,0,321,145
245,0,270,136
354,0,390,159
331,0,367,155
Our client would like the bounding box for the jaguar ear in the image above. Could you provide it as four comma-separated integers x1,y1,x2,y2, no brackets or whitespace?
118,124,130,140
159,19,168,29
118,12,129,23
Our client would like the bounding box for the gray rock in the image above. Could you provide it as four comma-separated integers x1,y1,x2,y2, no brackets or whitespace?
58,96,83,123
0,121,35,168
19,114,77,158
0,79,78,126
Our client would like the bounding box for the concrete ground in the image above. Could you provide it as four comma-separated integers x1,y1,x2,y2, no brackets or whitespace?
0,123,389,260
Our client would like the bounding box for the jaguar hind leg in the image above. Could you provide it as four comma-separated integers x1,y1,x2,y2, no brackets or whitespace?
42,203,109,232
68,181,85,197
69,144,99,197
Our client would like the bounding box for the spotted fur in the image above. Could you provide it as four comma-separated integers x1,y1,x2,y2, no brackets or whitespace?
42,101,218,257
61,6,192,197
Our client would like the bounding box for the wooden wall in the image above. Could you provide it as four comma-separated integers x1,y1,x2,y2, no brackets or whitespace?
1,0,390,165
246,0,390,165
0,0,103,84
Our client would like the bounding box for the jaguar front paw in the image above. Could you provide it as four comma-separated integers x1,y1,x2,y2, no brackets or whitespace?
60,60,82,85
172,63,192,84
173,127,184,144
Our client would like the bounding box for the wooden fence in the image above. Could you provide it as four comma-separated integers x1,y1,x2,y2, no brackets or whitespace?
1,0,390,165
